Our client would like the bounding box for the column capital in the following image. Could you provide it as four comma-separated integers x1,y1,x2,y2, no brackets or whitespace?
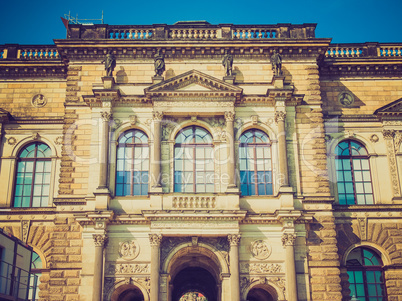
149,234,162,246
153,111,164,121
275,111,286,123
93,234,108,247
281,233,296,246
224,111,235,122
382,129,395,139
228,234,241,246
100,111,112,122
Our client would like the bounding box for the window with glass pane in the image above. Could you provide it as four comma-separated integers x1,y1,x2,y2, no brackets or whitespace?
28,252,42,301
335,140,374,205
13,143,51,208
116,130,149,196
346,248,385,301
174,126,214,193
239,129,273,196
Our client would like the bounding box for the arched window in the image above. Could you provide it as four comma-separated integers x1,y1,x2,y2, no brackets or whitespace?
174,126,214,193
346,247,385,301
13,142,51,207
116,130,149,196
239,129,273,196
335,140,374,205
29,252,42,301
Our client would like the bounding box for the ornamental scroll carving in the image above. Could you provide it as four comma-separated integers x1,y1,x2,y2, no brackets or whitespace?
93,234,108,247
224,111,235,122
101,112,112,122
382,130,401,197
21,220,30,243
149,234,162,246
119,240,139,260
275,111,286,123
228,234,241,246
250,240,271,260
281,233,296,246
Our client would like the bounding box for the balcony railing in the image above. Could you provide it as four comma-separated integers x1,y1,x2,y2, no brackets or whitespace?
0,260,38,301
326,43,402,58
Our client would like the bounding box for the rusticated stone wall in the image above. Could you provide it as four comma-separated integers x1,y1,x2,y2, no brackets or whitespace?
0,216,82,301
337,220,402,300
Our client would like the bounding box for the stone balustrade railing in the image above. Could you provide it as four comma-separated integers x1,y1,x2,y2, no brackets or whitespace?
326,43,402,58
0,45,59,60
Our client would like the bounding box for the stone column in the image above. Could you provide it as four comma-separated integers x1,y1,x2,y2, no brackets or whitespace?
92,234,107,301
282,233,297,301
151,112,163,189
149,234,162,301
98,111,112,189
225,111,236,189
275,111,289,186
228,234,241,301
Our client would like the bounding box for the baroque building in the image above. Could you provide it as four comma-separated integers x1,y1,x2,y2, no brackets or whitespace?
0,21,401,301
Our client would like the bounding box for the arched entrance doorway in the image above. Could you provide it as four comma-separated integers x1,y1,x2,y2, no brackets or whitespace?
246,285,277,301
111,284,146,301
173,267,216,301
164,243,228,301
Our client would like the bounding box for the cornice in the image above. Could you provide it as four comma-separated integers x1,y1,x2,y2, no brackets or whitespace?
320,61,402,78
0,60,66,78
142,209,247,221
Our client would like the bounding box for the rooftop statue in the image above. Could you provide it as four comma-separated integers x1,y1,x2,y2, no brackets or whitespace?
102,51,116,77
154,49,165,76
270,50,283,76
222,50,234,77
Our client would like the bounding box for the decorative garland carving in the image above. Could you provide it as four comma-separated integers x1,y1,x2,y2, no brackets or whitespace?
21,220,30,243
7,137,17,145
160,237,190,265
240,263,282,274
382,129,401,197
106,263,150,275
119,240,139,260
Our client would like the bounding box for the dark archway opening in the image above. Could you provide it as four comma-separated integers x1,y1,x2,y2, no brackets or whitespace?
117,287,144,301
247,287,274,301
172,267,217,301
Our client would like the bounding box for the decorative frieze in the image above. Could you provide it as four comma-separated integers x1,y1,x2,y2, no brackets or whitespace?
240,263,283,274
106,263,150,275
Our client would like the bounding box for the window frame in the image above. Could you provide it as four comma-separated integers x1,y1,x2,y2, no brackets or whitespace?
239,129,273,196
334,140,374,205
115,129,150,196
12,142,52,208
346,247,386,301
174,125,214,193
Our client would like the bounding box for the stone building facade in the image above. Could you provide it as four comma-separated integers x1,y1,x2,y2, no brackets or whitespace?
0,22,401,301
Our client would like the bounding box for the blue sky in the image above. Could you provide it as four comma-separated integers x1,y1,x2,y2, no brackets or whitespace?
0,0,401,45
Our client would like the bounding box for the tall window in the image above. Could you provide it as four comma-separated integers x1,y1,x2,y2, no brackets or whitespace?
239,129,273,196
174,126,214,193
28,252,42,301
346,248,385,301
116,130,149,196
335,140,374,205
13,143,51,207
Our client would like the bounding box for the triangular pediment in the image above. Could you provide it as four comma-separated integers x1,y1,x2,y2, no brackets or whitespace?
374,98,402,117
145,70,243,98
